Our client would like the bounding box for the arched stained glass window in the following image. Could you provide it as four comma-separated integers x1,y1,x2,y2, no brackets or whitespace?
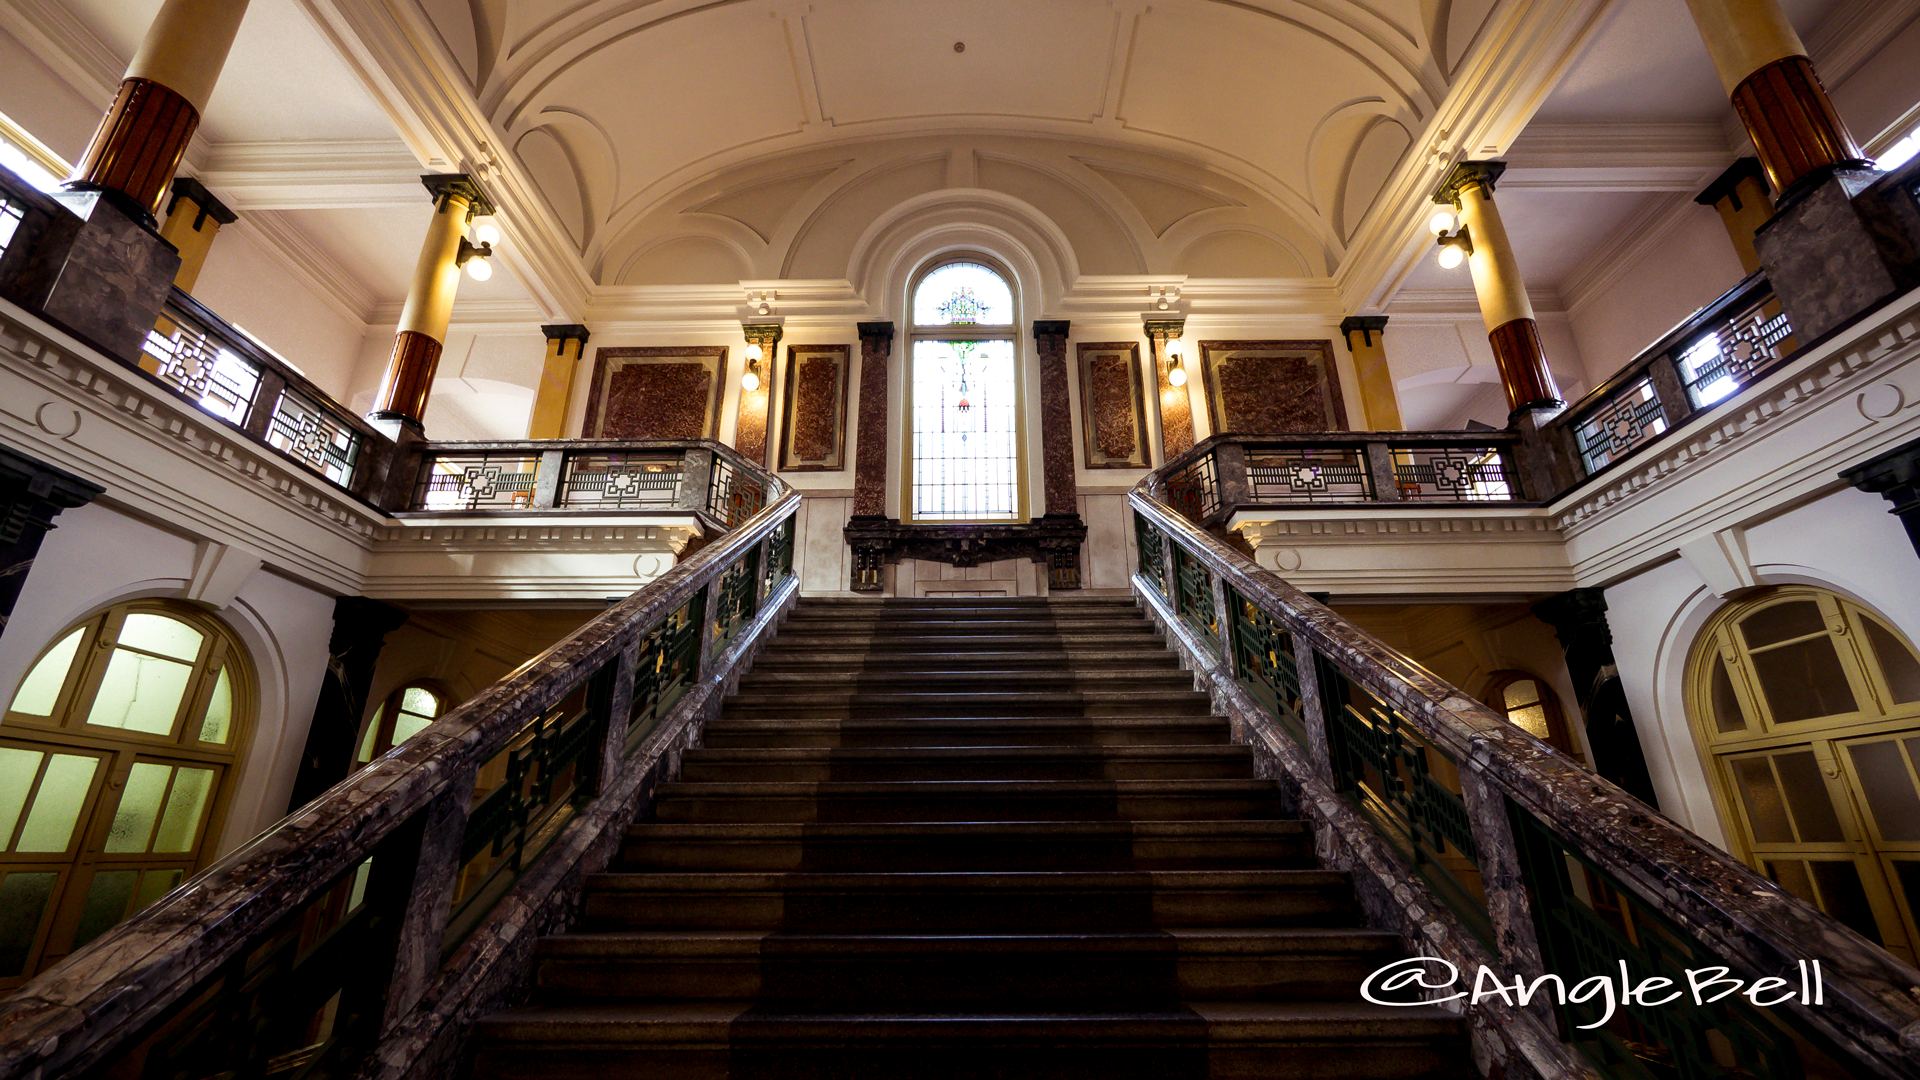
907,259,1023,522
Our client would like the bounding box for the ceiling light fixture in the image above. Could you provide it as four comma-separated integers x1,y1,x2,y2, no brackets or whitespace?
742,342,764,391
1165,337,1187,386
1435,227,1473,270
458,221,497,281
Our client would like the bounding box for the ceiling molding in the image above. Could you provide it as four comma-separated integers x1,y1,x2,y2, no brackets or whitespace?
370,296,551,328
1387,287,1568,316
1559,192,1701,318
228,210,379,326
1502,121,1735,192
1806,0,1920,90
193,139,423,210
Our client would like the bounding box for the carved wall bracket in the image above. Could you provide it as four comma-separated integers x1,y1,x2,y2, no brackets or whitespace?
843,514,1087,592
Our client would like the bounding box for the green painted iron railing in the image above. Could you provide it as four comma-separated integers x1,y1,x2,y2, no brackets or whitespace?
1136,513,1166,596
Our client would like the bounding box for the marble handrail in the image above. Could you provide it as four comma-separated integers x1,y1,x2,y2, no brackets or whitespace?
0,473,802,1080
1128,476,1920,1078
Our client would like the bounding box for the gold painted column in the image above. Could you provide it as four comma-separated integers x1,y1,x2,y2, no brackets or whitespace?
528,324,590,440
158,177,235,292
1145,318,1194,457
371,174,495,432
70,0,251,219
1693,157,1773,275
1683,0,1866,198
734,323,783,467
1338,316,1400,430
1435,162,1562,415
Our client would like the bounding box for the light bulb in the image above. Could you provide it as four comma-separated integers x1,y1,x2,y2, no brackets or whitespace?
1437,243,1465,270
745,343,764,362
465,257,493,281
1165,338,1183,357
475,223,501,246
1168,365,1187,387
1428,209,1457,236
741,370,760,392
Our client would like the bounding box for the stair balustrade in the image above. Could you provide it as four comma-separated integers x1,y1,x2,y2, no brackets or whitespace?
406,439,759,535
1131,466,1920,1079
0,464,801,1080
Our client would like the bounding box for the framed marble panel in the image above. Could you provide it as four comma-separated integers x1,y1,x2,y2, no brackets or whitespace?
1199,340,1348,434
779,343,851,471
1075,341,1150,469
582,346,728,439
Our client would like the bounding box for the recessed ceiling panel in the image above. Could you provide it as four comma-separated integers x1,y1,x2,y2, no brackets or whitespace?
804,0,1112,126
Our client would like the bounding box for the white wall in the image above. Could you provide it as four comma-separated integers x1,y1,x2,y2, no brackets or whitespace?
0,502,338,855
1566,208,1748,388
189,225,371,400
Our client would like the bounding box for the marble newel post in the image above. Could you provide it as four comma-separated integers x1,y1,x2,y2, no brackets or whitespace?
0,448,104,643
1531,588,1660,808
1033,321,1077,517
286,596,408,813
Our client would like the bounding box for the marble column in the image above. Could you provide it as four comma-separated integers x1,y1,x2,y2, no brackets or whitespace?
1435,162,1562,418
1033,320,1077,516
370,175,495,434
1530,588,1660,808
735,323,783,467
1338,316,1401,430
286,596,409,813
0,447,104,644
851,321,895,519
157,177,235,292
527,324,589,440
1683,0,1866,200
68,0,251,220
1144,318,1194,457
1694,157,1773,275
1840,435,1920,560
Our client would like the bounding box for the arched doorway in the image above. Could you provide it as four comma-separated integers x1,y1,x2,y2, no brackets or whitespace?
1688,586,1920,962
0,600,251,987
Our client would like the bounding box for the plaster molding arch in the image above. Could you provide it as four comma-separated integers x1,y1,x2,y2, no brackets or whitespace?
971,150,1151,275
1163,217,1318,278
775,151,954,280
845,190,1078,318
1191,0,1439,117
610,226,758,287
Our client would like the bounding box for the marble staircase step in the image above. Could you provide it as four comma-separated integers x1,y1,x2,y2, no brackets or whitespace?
719,689,1214,719
700,716,1235,748
650,778,1282,823
677,745,1255,783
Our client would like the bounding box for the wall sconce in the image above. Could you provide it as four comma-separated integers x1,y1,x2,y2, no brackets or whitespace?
459,221,499,281
741,343,764,391
1429,207,1471,270
1164,337,1187,386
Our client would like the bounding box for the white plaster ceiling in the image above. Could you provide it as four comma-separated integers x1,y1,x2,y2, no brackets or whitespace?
1397,188,1656,294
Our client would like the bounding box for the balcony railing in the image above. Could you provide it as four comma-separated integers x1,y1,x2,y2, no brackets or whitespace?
1131,466,1920,1080
405,439,766,533
1160,431,1529,527
0,458,800,1080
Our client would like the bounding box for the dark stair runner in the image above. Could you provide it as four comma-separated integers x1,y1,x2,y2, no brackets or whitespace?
472,596,1472,1079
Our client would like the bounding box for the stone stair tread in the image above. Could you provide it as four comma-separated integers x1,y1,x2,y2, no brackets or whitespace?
586,870,1350,890
536,928,1405,956
625,821,1310,839
683,746,1250,761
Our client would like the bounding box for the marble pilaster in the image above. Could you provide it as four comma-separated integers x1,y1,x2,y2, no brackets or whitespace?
1033,320,1076,516
851,322,894,518
286,595,410,813
1529,588,1659,808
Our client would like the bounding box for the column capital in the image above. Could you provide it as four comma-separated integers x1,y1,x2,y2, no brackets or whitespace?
420,173,496,217
1339,315,1389,345
1142,317,1185,344
1694,157,1769,208
1032,320,1070,340
0,446,106,511
540,323,591,347
1434,160,1507,205
165,176,236,229
743,323,784,349
856,321,895,342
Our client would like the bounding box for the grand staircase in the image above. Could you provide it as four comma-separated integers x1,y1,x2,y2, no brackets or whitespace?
471,597,1471,1079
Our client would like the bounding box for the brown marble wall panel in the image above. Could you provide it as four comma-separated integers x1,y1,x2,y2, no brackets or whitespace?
582,347,727,439
779,344,850,471
1034,322,1076,516
1200,340,1347,434
851,324,894,516
1076,342,1149,469
1152,338,1196,457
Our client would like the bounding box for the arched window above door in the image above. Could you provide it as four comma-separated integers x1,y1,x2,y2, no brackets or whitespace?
1,601,250,988
906,257,1024,522
356,683,446,763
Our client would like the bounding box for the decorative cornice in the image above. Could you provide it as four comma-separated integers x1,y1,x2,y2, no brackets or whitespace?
1434,160,1507,205
192,139,423,210
420,173,496,217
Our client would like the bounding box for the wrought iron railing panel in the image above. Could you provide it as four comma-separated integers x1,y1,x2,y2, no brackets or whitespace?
715,547,761,645
266,387,363,485
1675,292,1794,408
1571,377,1669,475
142,318,264,426
1164,450,1220,522
0,195,24,264
1135,512,1167,597
764,517,795,596
1172,545,1218,645
709,455,767,528
559,453,683,510
413,452,542,511
1227,585,1306,746
1247,449,1372,502
1389,444,1519,501
629,588,704,753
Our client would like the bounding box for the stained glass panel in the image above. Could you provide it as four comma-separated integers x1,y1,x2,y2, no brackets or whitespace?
913,262,1013,327
911,339,1019,521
